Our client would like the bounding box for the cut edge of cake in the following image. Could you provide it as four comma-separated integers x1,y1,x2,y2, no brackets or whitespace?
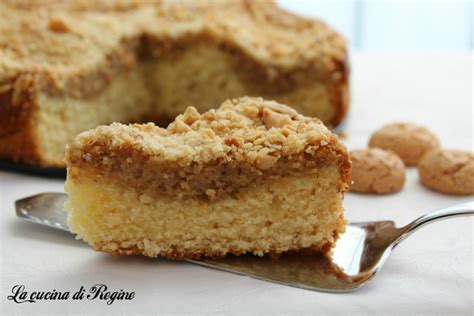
64,97,351,259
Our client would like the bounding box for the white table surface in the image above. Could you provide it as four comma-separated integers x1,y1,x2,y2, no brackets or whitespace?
1,54,473,315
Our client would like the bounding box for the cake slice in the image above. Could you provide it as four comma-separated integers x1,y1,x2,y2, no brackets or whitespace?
64,97,351,259
0,0,348,168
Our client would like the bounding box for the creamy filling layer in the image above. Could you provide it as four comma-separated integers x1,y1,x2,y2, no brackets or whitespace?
67,150,346,200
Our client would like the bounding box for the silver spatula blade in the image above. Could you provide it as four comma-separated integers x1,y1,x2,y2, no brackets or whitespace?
14,193,389,292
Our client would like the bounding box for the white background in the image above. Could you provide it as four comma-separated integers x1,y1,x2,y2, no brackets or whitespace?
279,0,473,52
1,54,472,315
1,1,473,315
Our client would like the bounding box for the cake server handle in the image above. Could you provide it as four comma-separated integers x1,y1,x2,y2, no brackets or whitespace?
393,201,474,247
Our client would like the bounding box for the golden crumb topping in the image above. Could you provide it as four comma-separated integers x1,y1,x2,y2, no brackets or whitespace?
66,97,351,199
0,0,346,92
69,97,337,168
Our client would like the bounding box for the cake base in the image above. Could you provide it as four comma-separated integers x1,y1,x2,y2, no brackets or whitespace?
65,170,346,259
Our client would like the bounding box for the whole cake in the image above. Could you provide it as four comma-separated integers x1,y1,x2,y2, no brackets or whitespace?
64,97,351,259
0,0,349,167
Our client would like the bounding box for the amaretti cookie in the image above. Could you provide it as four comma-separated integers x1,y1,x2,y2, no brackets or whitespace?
349,148,405,194
418,149,474,195
369,123,440,165
0,0,349,168
64,97,351,259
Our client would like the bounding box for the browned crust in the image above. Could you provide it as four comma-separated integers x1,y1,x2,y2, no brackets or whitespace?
92,227,344,260
95,241,335,260
0,74,45,165
333,136,352,189
327,55,350,127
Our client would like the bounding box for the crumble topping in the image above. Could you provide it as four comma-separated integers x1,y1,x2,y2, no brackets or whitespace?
66,97,351,199
0,0,346,94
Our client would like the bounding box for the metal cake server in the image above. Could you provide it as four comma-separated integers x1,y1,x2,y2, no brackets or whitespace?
15,193,473,293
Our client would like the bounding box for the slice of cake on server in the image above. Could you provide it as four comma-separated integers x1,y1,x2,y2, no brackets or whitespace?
64,97,351,259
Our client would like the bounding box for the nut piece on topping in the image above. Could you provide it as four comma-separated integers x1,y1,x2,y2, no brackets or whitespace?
369,122,440,166
418,149,474,195
167,119,191,133
350,148,406,194
262,107,292,129
182,106,201,125
48,16,70,33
